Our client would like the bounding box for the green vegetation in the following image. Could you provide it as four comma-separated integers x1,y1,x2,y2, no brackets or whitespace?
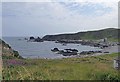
1,40,23,59
42,28,120,42
2,53,120,80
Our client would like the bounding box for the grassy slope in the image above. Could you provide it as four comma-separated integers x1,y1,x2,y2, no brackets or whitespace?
1,40,23,59
42,28,120,41
2,53,120,80
0,39,23,80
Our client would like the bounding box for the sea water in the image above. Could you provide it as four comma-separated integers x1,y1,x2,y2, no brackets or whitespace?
3,37,102,59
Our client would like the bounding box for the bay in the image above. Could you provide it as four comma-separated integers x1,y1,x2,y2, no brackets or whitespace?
3,37,102,59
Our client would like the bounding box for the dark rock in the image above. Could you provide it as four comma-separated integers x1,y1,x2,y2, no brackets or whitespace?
51,48,78,56
62,52,77,56
117,43,120,45
35,37,43,42
30,36,35,40
28,36,43,42
94,51,102,53
57,50,64,54
104,51,109,53
80,50,102,55
64,49,78,52
51,48,59,52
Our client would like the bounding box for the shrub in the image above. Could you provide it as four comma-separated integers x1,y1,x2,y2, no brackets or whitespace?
95,72,120,80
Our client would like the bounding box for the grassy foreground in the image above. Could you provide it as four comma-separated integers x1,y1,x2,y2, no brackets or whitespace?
2,53,120,80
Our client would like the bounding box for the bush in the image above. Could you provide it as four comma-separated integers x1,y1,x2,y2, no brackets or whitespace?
95,72,120,80
13,50,23,59
13,50,19,57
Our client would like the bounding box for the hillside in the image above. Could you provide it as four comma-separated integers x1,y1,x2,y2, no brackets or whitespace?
0,39,23,59
42,28,120,41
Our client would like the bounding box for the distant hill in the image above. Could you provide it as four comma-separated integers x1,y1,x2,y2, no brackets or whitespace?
42,28,120,41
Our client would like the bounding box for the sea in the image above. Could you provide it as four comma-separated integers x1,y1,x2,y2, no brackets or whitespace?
3,37,102,59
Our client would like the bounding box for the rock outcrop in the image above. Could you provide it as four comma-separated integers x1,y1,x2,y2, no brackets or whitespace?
28,36,43,42
51,48,78,56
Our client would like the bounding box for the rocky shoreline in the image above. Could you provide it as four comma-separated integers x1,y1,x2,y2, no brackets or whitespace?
26,36,119,49
22,36,119,58
2,36,120,59
54,39,119,49
49,37,119,57
51,47,113,57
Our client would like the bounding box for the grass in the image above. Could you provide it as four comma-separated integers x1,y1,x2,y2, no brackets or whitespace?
2,53,120,80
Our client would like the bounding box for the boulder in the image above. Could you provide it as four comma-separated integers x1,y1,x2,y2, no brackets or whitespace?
51,48,59,52
64,49,78,52
30,36,35,40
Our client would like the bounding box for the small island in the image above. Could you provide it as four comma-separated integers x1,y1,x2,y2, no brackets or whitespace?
27,36,43,42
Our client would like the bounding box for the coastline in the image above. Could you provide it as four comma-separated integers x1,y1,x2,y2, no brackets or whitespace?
2,39,120,80
21,45,120,59
1,38,119,59
70,45,119,59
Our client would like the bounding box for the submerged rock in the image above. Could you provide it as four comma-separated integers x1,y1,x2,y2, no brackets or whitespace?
62,43,67,46
80,50,102,55
62,51,77,56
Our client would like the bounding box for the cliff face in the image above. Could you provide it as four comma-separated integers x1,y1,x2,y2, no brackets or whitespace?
42,28,120,41
0,39,22,59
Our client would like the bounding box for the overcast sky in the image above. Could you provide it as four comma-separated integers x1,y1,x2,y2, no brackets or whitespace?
1,0,119,37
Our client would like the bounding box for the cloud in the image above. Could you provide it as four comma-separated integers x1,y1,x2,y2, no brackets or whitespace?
59,2,113,17
1,0,119,2
2,1,118,36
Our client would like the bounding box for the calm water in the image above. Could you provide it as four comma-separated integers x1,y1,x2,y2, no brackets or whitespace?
3,37,102,59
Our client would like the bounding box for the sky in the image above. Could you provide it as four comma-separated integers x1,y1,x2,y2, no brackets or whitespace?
1,0,119,37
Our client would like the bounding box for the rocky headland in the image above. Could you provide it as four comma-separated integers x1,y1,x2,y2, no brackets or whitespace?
42,28,120,41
